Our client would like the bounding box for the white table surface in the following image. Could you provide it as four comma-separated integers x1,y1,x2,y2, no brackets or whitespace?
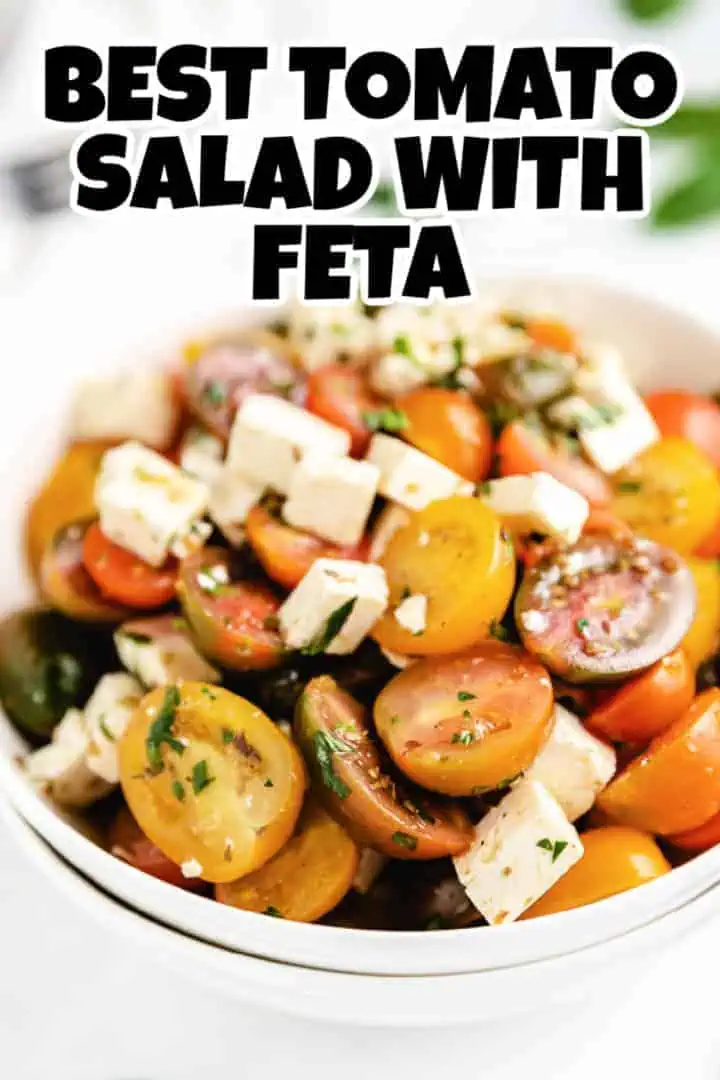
2,1,720,1076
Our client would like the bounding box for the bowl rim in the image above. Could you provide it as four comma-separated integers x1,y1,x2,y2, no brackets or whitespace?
3,269,720,978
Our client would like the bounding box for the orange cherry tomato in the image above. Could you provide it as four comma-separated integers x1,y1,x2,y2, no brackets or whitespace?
25,442,109,580
373,496,516,656
525,317,577,355
586,649,695,745
695,513,720,559
583,507,634,540
82,523,178,609
597,689,720,835
668,810,720,853
108,805,206,891
682,557,720,670
399,388,493,483
497,420,612,508
246,505,368,591
305,364,382,457
645,390,720,470
522,827,670,919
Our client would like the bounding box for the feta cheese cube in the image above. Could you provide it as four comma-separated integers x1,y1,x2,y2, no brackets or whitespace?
209,469,265,547
453,779,584,925
96,442,210,567
226,394,351,494
84,673,144,784
368,504,412,562
279,558,388,655
353,849,388,894
115,616,220,689
283,453,380,547
287,301,376,371
179,426,224,485
366,434,474,511
69,370,178,450
25,709,112,808
393,593,428,636
525,705,616,822
480,472,589,544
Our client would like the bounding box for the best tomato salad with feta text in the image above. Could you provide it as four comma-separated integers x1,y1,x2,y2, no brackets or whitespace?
5,299,720,929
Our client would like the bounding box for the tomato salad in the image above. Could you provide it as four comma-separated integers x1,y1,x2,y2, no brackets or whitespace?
5,300,720,929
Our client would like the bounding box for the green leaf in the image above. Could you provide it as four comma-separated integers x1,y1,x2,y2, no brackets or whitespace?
191,759,215,794
145,685,183,772
652,143,720,228
537,838,569,863
651,102,720,140
313,730,352,799
391,831,417,851
620,0,688,20
301,598,357,656
362,407,409,434
369,178,397,214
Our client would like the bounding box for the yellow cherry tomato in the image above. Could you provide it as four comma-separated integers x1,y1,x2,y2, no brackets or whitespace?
119,683,306,883
682,557,720,670
215,797,359,922
373,497,516,656
522,827,670,919
25,442,108,580
612,437,720,554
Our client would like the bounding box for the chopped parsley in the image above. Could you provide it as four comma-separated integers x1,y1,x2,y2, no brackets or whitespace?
264,778,274,788
200,685,218,701
489,620,509,642
457,691,476,702
145,686,183,772
362,407,409,434
191,759,214,795
98,717,115,743
478,481,492,496
576,618,590,634
537,838,569,863
451,336,465,368
392,334,412,357
452,730,475,746
313,730,352,799
301,598,357,656
391,831,417,851
121,631,152,645
203,380,227,406
221,727,235,744
171,780,186,802
617,480,643,494
264,905,283,918
471,772,523,796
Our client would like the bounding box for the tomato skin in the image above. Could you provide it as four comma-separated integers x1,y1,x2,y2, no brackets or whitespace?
682,557,720,670
399,388,493,483
373,497,516,656
695,513,720,559
525,317,577,355
586,649,694,745
306,365,381,457
40,520,132,623
108,805,206,891
597,689,720,835
645,390,720,470
246,505,368,591
521,827,670,919
374,644,555,796
497,421,612,508
82,523,177,609
667,811,720,853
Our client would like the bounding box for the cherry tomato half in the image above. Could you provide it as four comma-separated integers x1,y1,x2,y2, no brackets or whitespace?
246,504,367,591
645,390,720,470
667,810,720,853
40,520,131,623
521,826,670,919
586,649,694,745
399,388,493,484
305,364,382,457
497,420,612,508
682,557,720,670
597,689,720,835
525,317,577,355
373,497,516,656
83,522,177,610
108,804,206,891
374,643,554,796
119,682,306,883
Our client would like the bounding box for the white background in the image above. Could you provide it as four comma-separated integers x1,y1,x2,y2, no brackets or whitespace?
2,1,720,1077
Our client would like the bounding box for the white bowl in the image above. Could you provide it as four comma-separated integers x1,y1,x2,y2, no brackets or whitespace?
2,273,720,982
4,794,719,1026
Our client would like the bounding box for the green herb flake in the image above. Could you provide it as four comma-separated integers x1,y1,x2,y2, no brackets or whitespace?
313,730,352,799
264,778,274,788
200,685,218,701
489,620,509,642
301,597,357,656
537,838,569,863
617,480,643,494
576,618,590,634
362,407,409,434
392,334,412,357
392,831,417,851
264,905,283,918
172,780,186,802
457,691,476,702
203,380,227,406
221,727,235,745
145,686,183,772
191,759,215,795
98,717,116,743
452,730,475,746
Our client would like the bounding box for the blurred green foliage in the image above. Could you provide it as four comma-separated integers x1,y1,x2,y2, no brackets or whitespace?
621,0,690,19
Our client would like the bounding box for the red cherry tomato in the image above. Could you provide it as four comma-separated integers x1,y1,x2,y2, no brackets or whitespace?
645,390,720,470
82,523,177,609
306,364,383,457
108,805,206,891
586,649,695,745
497,420,612,508
668,811,720,853
246,505,368,591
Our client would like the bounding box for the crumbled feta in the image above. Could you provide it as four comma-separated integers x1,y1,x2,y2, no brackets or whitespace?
520,609,550,635
283,452,380,547
366,434,474,511
209,468,265,547
179,426,225,485
525,705,616,822
279,558,389,655
461,321,533,367
96,442,210,567
480,472,589,544
393,593,428,636
25,709,112,808
84,673,144,784
286,301,375,372
370,343,457,397
226,394,351,494
181,858,204,879
115,616,220,688
69,370,177,450
368,505,412,562
453,779,584,925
